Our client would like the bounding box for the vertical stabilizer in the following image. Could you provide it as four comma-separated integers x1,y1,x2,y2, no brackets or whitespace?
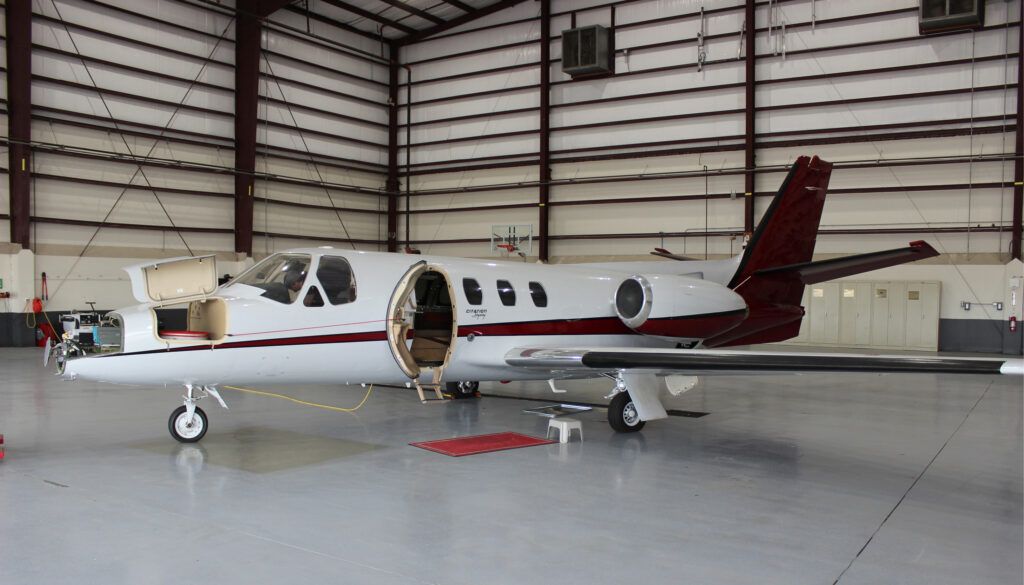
706,156,833,347
727,155,833,297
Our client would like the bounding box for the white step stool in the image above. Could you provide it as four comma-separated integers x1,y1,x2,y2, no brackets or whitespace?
546,417,583,443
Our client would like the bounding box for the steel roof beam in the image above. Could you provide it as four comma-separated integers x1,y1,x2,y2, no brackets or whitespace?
398,0,528,45
320,0,417,34
375,0,445,24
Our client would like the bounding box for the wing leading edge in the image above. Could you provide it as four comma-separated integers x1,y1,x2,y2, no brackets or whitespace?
505,347,1024,376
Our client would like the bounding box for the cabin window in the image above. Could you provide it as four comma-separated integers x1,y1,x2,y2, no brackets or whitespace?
463,278,483,305
232,253,311,304
529,282,548,307
497,280,516,306
317,256,356,305
304,286,325,307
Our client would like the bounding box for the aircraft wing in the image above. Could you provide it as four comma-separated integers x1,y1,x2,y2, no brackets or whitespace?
505,347,1024,376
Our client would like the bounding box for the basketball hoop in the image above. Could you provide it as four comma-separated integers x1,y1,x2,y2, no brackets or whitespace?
490,224,533,256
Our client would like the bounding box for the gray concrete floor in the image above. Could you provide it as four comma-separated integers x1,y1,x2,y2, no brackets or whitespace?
0,347,1021,585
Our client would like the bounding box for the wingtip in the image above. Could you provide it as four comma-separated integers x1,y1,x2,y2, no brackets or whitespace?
1000,359,1024,376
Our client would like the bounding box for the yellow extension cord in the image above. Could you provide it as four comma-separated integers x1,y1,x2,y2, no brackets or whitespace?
222,384,374,413
25,300,58,332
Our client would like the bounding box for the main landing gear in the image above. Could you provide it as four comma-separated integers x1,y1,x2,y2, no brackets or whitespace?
604,372,666,433
169,384,228,443
608,391,646,433
445,380,480,399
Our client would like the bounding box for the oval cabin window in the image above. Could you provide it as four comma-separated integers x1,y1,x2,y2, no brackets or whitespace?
496,280,516,306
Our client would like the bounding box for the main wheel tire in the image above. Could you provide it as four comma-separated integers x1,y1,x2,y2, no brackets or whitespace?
168,405,208,443
445,381,480,399
608,391,646,433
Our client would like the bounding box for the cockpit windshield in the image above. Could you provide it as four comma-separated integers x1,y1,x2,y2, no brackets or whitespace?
231,254,312,304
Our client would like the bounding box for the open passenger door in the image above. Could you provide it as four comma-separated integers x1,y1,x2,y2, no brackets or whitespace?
386,261,458,400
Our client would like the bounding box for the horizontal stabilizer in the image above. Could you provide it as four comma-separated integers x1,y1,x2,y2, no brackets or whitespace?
651,248,700,261
753,241,940,285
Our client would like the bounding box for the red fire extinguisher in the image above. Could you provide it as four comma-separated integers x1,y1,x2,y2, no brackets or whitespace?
1011,316,1018,333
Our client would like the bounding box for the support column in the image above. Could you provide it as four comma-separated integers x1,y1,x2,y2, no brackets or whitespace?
538,0,551,262
234,12,260,256
1012,19,1022,260
743,0,756,235
386,43,400,253
7,0,31,249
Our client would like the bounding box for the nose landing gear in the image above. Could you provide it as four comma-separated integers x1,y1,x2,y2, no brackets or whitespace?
169,405,207,443
169,384,228,443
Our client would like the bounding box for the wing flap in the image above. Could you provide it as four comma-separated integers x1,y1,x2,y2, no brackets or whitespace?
506,347,1022,376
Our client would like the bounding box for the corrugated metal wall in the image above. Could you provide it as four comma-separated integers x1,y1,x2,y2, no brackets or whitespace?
0,0,391,257
398,0,1019,260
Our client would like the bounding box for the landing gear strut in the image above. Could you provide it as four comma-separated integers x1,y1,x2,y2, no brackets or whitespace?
169,384,228,443
604,371,665,433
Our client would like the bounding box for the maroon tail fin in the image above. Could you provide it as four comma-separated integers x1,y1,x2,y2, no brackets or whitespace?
727,155,833,302
705,156,832,347
707,157,942,348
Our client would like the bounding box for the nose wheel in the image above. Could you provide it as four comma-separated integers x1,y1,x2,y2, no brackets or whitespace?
169,405,208,443
168,384,228,443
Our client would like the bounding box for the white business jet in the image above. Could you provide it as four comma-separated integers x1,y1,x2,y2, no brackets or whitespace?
53,156,1023,442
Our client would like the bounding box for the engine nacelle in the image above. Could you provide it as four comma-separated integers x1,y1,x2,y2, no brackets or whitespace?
614,274,747,340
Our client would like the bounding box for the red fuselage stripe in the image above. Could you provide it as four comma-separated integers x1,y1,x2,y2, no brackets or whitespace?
107,310,746,358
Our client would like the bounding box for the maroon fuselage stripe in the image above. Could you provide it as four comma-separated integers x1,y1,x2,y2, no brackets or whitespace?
103,310,747,358
457,310,746,338
633,311,748,337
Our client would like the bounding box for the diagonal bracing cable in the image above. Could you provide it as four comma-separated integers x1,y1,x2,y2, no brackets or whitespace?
260,50,361,249
43,3,235,302
46,0,237,256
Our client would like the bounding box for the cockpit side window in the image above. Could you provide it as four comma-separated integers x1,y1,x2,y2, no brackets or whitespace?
317,256,357,305
304,286,325,307
232,253,311,304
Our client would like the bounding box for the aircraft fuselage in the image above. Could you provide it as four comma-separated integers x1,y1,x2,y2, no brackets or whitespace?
64,249,748,387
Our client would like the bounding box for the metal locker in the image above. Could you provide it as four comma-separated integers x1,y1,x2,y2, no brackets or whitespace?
871,282,906,348
904,282,940,350
887,282,907,348
809,282,840,344
839,282,872,347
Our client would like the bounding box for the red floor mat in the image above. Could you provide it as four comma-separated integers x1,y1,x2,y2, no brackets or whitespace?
410,432,555,457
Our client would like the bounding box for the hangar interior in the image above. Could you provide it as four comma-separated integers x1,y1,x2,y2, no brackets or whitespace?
0,0,1021,584
0,0,1020,354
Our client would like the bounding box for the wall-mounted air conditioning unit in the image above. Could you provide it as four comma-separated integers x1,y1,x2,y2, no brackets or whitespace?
562,24,612,78
919,0,984,34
